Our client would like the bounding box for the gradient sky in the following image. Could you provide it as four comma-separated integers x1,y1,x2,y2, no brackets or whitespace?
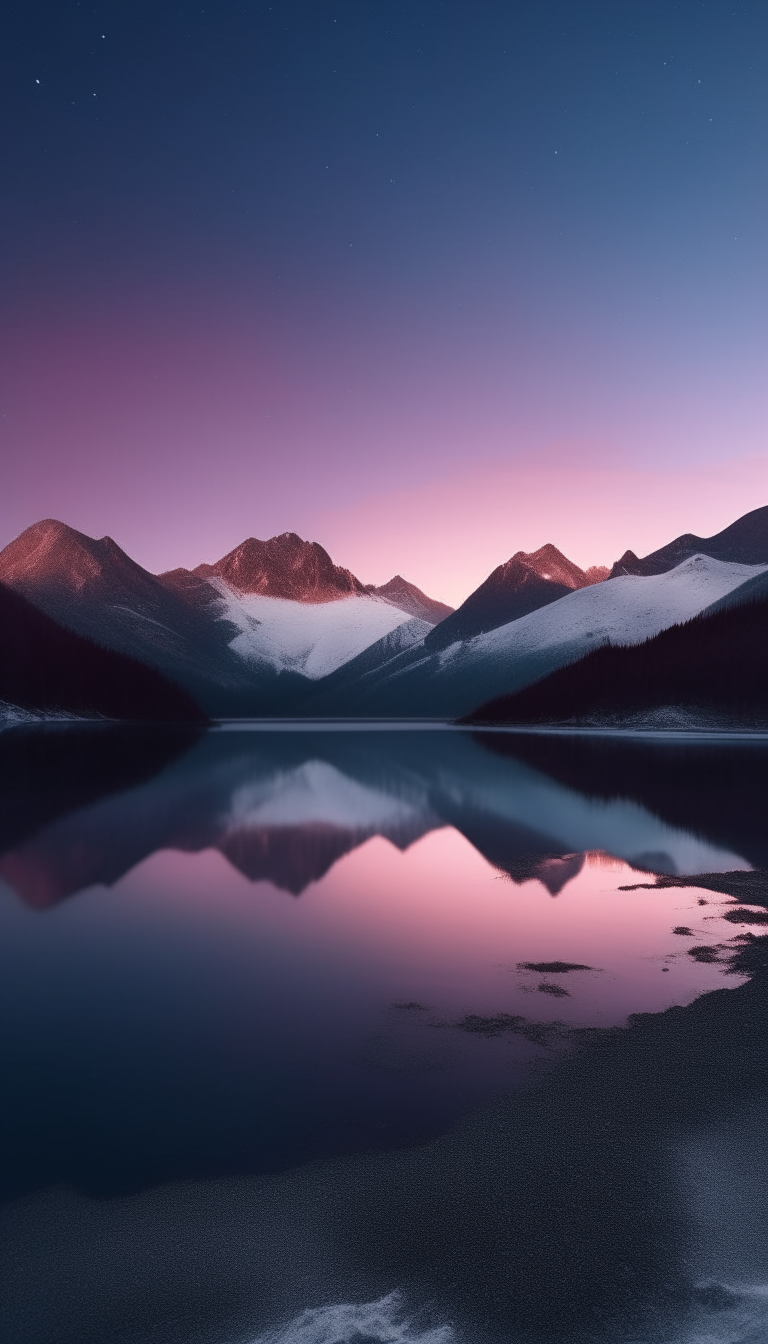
1,0,766,604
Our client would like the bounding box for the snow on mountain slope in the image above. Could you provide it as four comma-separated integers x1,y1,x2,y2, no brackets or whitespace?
326,554,768,718
297,617,433,714
475,553,767,660
425,543,607,651
209,579,418,679
701,566,768,617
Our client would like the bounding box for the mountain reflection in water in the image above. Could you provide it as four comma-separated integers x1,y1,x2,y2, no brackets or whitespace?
0,725,763,906
0,725,766,1344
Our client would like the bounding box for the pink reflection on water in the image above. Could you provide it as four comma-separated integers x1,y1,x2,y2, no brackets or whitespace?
122,826,747,1031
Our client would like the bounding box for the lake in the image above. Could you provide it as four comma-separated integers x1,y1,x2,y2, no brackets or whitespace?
1,724,766,1344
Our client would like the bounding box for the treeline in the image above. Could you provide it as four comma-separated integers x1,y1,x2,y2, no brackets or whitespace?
0,582,207,723
463,597,768,726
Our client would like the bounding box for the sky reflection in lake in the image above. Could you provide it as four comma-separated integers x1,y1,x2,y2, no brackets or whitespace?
1,726,766,1344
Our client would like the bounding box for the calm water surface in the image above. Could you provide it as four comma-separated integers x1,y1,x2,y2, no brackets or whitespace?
1,725,766,1344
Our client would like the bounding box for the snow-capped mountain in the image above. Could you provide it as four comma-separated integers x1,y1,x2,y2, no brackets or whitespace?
610,504,768,576
167,533,455,621
2,509,765,723
425,544,608,650
0,520,449,714
304,554,768,718
464,592,768,728
207,579,424,679
162,533,447,680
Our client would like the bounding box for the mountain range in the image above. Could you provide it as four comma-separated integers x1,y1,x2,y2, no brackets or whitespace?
0,520,445,715
1,505,766,724
463,593,768,729
425,544,609,650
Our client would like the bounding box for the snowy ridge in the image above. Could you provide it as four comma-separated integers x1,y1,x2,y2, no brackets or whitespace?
335,554,768,718
210,579,417,679
475,553,768,659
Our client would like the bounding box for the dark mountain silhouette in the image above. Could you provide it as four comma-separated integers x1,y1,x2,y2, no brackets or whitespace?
610,504,768,577
463,596,768,729
426,544,608,650
188,531,366,602
0,582,206,724
0,520,296,714
364,574,454,624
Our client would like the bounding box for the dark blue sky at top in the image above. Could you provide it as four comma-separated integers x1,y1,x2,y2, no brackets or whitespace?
4,1,765,302
1,1,766,584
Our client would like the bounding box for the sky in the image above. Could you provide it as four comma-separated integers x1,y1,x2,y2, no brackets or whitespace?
1,0,766,605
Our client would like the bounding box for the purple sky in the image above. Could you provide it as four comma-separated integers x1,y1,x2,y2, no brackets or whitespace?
2,1,766,604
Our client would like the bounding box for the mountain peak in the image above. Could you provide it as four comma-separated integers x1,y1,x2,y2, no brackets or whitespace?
193,533,366,603
609,505,768,577
365,575,454,624
425,543,607,650
505,545,609,589
0,518,139,590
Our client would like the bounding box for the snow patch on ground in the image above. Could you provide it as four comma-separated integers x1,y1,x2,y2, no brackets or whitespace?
250,1292,453,1344
572,706,766,732
0,702,92,731
209,581,415,679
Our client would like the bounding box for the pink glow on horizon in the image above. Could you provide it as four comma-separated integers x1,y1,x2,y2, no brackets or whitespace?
1,293,766,606
316,456,768,606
